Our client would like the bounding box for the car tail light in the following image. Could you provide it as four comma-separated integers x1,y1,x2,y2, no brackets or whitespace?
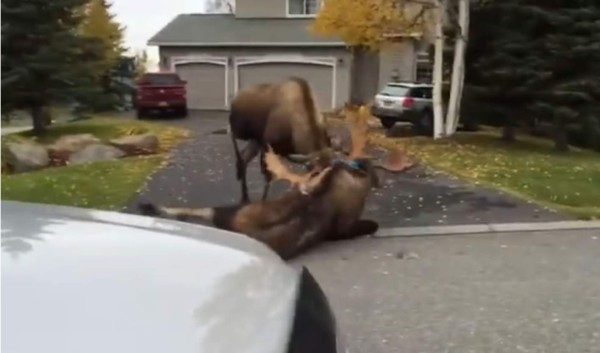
402,97,415,108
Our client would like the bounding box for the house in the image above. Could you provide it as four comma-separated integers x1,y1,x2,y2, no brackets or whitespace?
148,0,432,111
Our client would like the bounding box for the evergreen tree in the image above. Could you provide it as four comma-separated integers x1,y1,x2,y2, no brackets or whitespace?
80,0,125,72
466,0,600,151
2,0,105,134
79,0,127,111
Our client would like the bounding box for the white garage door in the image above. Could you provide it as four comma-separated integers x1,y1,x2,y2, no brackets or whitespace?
175,62,227,110
237,62,335,111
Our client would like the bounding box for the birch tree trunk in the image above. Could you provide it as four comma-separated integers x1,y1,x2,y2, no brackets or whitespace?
432,0,445,139
444,0,470,136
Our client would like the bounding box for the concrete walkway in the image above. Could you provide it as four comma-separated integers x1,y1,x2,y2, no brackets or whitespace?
293,229,600,353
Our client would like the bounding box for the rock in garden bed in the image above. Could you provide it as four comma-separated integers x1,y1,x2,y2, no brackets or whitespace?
68,144,126,165
3,132,161,174
110,133,159,156
4,141,50,173
48,133,101,154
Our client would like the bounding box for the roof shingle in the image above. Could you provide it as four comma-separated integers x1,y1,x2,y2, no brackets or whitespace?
148,14,345,46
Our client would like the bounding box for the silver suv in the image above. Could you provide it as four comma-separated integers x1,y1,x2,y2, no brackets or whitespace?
370,82,433,134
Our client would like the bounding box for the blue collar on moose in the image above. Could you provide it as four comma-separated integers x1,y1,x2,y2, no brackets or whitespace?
301,159,367,173
332,159,366,170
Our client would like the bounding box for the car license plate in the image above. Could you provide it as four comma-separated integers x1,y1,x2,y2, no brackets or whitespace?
158,101,168,107
383,100,394,106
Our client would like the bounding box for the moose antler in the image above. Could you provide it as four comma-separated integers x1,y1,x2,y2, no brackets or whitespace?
373,148,416,172
264,146,333,194
341,105,417,173
264,146,307,186
346,105,371,160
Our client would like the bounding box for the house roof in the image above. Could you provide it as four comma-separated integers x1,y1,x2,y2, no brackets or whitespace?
147,14,346,47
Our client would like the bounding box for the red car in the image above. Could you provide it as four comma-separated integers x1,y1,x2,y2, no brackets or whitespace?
134,72,188,119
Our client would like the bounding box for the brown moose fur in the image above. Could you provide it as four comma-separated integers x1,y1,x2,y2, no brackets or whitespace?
137,159,379,260
139,108,377,260
228,77,334,203
138,103,416,260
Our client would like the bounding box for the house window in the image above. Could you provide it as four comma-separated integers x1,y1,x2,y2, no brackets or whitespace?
415,51,432,83
288,0,320,16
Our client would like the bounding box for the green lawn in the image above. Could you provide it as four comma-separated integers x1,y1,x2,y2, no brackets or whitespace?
371,127,600,219
2,117,189,210
2,156,164,210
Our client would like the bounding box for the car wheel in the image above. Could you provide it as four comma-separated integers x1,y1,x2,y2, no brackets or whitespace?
179,107,188,118
380,118,395,130
416,110,434,136
136,108,146,120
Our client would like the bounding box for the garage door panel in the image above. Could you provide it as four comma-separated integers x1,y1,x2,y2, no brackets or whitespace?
176,63,226,110
238,63,333,111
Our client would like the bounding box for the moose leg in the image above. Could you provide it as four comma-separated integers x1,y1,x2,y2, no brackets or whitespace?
259,148,273,201
328,219,379,241
231,135,260,203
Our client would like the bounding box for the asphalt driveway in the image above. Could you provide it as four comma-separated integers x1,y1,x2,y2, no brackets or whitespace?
125,111,570,228
292,229,600,353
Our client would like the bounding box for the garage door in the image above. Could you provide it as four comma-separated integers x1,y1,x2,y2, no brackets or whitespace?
175,62,226,110
237,62,334,111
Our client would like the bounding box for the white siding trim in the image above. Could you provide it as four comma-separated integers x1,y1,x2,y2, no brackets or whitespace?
233,55,337,110
170,56,229,108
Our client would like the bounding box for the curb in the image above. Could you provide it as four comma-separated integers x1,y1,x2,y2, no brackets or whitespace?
375,220,600,238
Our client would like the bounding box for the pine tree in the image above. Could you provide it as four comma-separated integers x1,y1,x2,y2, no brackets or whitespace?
2,0,105,134
466,0,600,151
78,0,127,111
79,0,125,72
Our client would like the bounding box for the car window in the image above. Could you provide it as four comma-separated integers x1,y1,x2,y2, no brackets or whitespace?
140,74,182,85
422,87,433,99
410,87,432,99
409,88,424,98
410,87,431,99
379,85,410,97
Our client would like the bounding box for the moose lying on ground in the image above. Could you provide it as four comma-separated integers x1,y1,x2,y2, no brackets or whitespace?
229,76,342,204
138,107,415,260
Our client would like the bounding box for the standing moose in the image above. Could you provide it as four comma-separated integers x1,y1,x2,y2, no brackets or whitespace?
228,77,340,203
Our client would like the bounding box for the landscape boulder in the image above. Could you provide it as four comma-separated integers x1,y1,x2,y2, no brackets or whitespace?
4,142,50,173
68,144,125,165
110,133,159,156
49,133,101,154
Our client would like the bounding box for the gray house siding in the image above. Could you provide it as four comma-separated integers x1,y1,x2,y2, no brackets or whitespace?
235,0,324,19
378,40,417,89
235,0,286,18
160,46,353,110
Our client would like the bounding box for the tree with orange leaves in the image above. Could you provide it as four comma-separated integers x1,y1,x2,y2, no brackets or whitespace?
311,0,431,105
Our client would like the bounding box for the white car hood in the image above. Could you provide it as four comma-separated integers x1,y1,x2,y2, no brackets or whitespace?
1,201,299,353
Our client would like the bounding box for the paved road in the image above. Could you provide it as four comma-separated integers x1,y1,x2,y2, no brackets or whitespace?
292,229,600,353
125,111,571,227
